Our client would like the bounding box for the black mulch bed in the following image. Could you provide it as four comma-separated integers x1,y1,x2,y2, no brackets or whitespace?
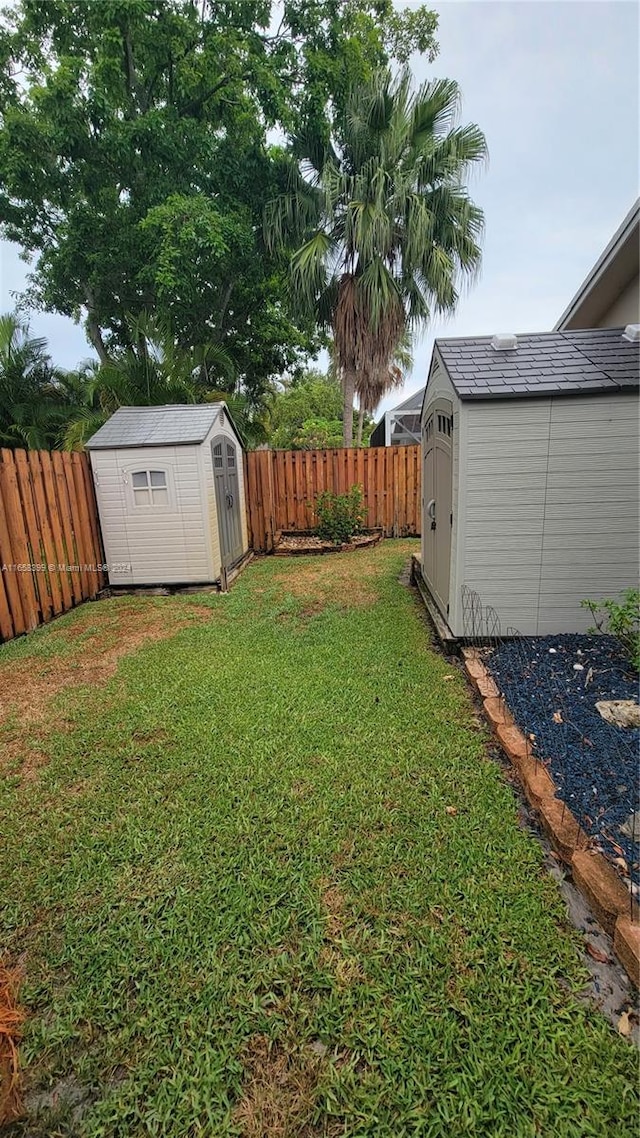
487,634,639,888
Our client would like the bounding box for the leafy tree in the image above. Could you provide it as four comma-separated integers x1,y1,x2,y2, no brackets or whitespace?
0,0,438,408
268,368,345,449
266,68,486,444
293,418,345,450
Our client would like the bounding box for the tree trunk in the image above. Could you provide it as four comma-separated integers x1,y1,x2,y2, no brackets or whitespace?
86,307,110,366
356,405,365,447
342,369,355,447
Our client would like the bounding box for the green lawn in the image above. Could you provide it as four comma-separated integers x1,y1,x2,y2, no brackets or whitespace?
1,541,637,1137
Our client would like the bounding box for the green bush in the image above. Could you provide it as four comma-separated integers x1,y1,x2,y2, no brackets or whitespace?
581,587,640,671
315,485,367,544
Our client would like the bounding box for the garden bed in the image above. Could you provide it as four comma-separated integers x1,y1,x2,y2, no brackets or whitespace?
486,634,639,891
274,528,382,556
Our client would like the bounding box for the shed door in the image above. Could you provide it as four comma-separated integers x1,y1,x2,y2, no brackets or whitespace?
211,436,244,570
423,402,453,618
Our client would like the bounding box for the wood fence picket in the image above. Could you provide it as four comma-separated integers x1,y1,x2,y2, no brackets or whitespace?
0,448,105,643
243,444,421,553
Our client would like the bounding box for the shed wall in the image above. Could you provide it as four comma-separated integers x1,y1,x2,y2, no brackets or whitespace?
421,359,461,623
537,394,639,634
457,392,639,635
90,445,213,585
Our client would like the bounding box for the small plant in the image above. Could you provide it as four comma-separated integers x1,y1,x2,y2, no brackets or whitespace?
581,588,640,671
315,485,367,545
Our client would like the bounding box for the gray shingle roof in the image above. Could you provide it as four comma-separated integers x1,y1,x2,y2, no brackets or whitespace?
86,404,226,449
435,327,639,401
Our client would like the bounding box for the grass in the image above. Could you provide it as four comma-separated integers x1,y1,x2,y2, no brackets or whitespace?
0,540,637,1137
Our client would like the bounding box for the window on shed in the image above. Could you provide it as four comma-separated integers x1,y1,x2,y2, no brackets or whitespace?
213,443,223,469
226,443,235,467
131,470,169,505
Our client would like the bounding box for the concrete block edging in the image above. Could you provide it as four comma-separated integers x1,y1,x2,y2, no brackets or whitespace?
462,647,640,987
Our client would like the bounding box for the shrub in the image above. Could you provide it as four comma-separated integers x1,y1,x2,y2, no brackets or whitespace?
581,588,640,671
315,485,367,545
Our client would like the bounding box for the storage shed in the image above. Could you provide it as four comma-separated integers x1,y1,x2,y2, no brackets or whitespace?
86,404,248,586
420,326,640,637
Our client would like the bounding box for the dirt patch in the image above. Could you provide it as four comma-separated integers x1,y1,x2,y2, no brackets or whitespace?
0,964,25,1126
0,598,211,775
271,551,386,611
320,880,346,941
233,1034,327,1138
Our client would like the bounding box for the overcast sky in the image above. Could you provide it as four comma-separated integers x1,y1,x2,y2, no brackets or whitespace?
1,0,638,414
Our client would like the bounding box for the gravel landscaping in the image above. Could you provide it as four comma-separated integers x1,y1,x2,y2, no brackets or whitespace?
488,634,640,889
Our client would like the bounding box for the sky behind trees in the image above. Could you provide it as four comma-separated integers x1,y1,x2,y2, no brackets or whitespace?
1,0,638,416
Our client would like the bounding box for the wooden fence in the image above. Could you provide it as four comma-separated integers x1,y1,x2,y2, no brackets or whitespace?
0,448,105,642
244,444,421,553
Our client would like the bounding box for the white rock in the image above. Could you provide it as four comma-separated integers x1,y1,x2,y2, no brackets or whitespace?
595,700,640,729
573,663,584,671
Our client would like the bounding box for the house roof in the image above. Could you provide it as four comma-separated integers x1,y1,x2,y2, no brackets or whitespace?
434,327,640,401
390,385,426,414
86,404,229,449
373,384,425,433
555,199,639,331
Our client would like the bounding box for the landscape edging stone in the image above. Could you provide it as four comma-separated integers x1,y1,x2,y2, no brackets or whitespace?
462,648,639,985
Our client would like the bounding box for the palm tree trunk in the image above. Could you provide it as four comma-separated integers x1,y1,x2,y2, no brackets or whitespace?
356,405,365,447
342,369,355,447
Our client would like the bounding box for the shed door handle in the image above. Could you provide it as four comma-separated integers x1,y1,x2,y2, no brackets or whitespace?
427,498,436,519
226,492,234,508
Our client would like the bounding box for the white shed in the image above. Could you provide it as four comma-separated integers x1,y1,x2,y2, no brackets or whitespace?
86,404,248,587
420,327,640,637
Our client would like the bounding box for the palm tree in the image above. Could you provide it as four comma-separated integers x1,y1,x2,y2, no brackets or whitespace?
0,313,71,449
355,333,413,446
266,69,486,445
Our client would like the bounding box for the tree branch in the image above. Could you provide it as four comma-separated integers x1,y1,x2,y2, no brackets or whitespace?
121,24,146,113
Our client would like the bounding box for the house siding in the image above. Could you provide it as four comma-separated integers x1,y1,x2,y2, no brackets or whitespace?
597,275,640,328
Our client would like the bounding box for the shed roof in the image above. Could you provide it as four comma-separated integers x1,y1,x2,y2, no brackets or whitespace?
86,404,229,449
435,327,639,401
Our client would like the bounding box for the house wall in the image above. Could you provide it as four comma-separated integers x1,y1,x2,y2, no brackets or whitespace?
202,408,249,573
597,276,640,328
455,392,639,636
90,445,213,585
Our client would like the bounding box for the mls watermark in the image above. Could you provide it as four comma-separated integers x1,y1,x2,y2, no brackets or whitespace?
2,562,131,573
